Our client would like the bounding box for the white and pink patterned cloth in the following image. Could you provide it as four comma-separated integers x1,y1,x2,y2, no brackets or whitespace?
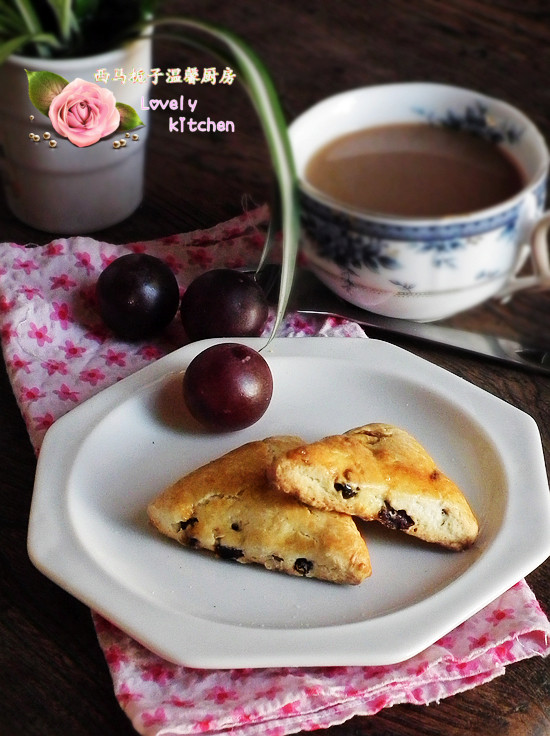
0,206,549,736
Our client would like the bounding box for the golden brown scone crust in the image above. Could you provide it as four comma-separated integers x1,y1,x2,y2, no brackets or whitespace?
147,436,371,584
270,423,479,550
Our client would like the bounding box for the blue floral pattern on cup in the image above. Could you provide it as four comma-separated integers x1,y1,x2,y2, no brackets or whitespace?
301,190,524,285
413,101,524,145
301,192,528,298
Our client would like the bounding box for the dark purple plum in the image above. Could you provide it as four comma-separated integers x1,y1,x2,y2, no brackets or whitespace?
183,343,273,431
96,253,180,340
180,269,269,341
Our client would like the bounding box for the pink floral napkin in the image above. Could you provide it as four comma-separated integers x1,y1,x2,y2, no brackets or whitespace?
0,205,549,736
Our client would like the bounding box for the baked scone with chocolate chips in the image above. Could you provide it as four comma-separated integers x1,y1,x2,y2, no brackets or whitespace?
269,423,479,550
147,436,372,584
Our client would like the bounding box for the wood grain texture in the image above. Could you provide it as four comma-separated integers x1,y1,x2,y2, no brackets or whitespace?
0,1,549,734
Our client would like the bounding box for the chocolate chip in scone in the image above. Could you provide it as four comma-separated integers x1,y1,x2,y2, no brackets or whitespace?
378,501,414,530
179,517,198,530
294,558,314,576
334,481,358,499
215,543,244,560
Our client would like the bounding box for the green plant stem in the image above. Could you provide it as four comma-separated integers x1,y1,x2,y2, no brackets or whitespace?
150,17,300,343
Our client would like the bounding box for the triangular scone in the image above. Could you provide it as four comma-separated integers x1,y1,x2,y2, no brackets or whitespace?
269,423,479,550
346,424,479,549
147,436,371,585
269,432,388,514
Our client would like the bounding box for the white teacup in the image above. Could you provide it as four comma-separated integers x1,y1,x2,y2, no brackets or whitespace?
289,82,550,321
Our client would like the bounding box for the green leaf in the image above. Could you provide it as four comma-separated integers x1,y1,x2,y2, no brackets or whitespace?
0,31,60,62
46,0,72,41
153,17,300,342
26,69,68,115
116,102,144,131
12,0,42,34
0,34,32,63
0,4,28,35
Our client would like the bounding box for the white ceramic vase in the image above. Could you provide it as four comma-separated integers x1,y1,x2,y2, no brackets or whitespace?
0,37,151,234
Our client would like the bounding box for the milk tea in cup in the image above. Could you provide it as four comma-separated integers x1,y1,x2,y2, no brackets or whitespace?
305,123,525,218
289,83,550,321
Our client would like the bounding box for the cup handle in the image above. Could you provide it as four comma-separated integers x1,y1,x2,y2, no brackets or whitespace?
496,211,550,300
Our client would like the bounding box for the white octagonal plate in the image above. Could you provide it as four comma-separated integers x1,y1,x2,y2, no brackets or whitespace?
28,337,550,668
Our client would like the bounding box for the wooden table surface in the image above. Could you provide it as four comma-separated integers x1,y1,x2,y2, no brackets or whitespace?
1,1,549,734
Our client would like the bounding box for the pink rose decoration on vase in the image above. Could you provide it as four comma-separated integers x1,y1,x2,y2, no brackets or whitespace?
26,70,143,153
48,78,120,147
